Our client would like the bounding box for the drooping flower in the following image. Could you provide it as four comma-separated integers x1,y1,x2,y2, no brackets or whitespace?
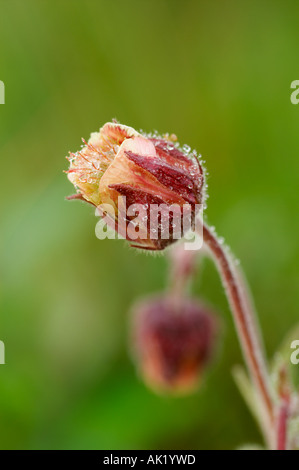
131,294,216,394
66,122,204,250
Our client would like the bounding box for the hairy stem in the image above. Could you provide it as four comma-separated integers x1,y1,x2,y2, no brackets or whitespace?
199,222,274,446
168,245,198,298
276,401,288,450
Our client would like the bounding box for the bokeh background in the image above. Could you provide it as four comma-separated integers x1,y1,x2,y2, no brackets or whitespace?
0,0,298,450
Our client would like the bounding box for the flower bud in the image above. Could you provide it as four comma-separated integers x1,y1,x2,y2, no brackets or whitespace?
66,122,204,250
131,295,216,394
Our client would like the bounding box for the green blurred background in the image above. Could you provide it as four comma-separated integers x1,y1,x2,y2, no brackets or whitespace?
0,0,298,450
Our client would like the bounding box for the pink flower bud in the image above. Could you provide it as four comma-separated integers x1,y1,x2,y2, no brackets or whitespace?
66,122,204,250
131,295,216,394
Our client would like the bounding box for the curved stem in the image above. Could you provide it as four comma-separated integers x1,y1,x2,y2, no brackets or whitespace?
200,222,274,445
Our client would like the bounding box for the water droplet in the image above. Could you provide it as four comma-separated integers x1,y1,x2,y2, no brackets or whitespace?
182,144,191,154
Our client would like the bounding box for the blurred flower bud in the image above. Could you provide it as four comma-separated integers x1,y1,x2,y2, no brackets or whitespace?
66,122,204,250
131,295,217,394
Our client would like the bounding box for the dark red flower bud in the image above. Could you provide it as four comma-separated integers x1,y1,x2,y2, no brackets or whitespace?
66,122,204,250
131,295,216,394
